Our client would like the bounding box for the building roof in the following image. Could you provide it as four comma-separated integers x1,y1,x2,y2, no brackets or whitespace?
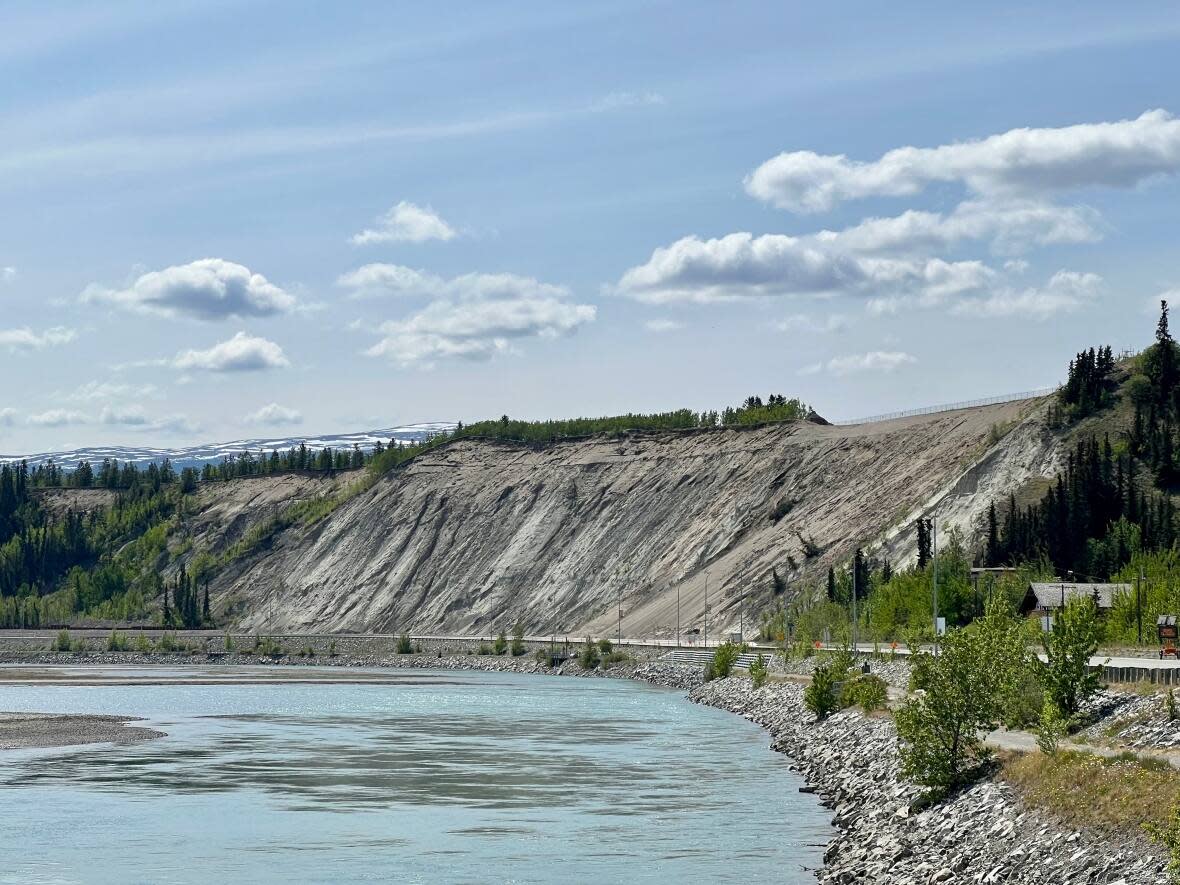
1025,582,1129,610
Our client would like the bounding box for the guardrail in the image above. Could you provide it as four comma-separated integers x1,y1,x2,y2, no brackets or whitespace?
830,387,1058,426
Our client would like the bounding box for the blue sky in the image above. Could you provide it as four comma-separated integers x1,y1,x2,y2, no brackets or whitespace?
3,1,1180,452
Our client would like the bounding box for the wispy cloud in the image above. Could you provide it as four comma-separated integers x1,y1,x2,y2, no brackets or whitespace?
0,326,76,352
800,351,917,377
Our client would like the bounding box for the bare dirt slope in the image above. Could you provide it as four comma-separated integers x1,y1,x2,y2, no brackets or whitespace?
191,396,1056,638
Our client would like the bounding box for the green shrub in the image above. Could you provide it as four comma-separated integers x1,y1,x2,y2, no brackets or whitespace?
106,630,129,652
803,663,840,720
133,633,152,653
477,642,493,655
843,674,888,712
1037,700,1068,756
492,631,508,656
710,642,743,680
511,623,526,657
396,634,414,654
1042,596,1101,717
224,633,236,653
1146,798,1180,884
157,632,178,653
51,629,72,652
578,637,601,670
598,638,613,656
328,639,337,657
252,635,284,657
748,653,769,688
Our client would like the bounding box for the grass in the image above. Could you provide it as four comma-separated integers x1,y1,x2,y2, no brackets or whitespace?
1001,749,1180,837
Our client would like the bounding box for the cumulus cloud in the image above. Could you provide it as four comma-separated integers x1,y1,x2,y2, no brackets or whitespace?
81,258,295,320
746,109,1180,212
366,293,595,367
244,402,303,426
800,351,917,377
614,232,993,304
954,270,1103,319
0,408,16,427
0,326,76,352
815,199,1100,255
644,318,684,333
171,332,290,372
27,409,90,427
1,267,14,283
338,263,569,301
351,201,457,245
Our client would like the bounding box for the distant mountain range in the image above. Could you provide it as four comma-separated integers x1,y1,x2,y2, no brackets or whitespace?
0,423,457,470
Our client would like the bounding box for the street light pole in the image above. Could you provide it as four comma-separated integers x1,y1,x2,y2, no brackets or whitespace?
1138,566,1145,645
676,582,681,647
704,571,710,648
851,551,858,653
931,518,939,657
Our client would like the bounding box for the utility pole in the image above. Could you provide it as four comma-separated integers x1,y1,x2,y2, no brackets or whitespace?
617,571,623,646
676,581,682,648
931,517,939,657
704,571,710,649
1138,566,1145,645
851,552,858,653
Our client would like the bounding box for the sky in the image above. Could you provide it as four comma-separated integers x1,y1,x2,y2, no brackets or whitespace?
3,1,1180,453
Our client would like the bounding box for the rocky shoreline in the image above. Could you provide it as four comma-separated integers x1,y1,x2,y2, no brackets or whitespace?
0,649,1169,881
689,677,1167,885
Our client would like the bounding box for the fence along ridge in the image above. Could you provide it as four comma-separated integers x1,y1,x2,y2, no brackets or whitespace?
831,386,1058,427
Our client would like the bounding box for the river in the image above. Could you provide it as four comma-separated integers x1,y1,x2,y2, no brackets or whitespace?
0,666,832,883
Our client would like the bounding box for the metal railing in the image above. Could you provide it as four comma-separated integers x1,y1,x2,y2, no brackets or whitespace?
830,386,1058,426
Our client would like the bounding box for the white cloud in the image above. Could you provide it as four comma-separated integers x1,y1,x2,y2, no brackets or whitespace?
366,294,595,367
351,201,457,245
81,258,295,320
1,267,14,283
954,270,1103,319
27,409,90,427
801,351,917,377
96,405,198,434
338,263,569,301
171,332,290,372
614,232,993,304
0,408,16,427
815,199,1100,255
63,380,161,403
644,318,683,333
0,326,76,352
776,313,848,334
244,402,304,426
746,109,1180,212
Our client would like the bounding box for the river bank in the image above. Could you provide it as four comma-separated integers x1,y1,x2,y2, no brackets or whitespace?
0,712,163,749
0,648,1169,882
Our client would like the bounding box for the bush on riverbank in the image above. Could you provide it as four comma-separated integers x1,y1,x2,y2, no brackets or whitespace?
748,653,769,688
396,634,413,654
492,631,508,656
579,637,600,669
803,662,841,720
703,642,743,682
511,624,526,656
51,629,71,652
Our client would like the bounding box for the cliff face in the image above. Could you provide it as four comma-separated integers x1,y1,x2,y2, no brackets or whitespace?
191,396,1054,637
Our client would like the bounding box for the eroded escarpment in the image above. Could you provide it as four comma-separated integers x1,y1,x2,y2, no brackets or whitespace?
195,397,1051,636
690,679,1166,885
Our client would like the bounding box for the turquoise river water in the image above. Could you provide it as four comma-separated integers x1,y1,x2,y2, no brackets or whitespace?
0,667,833,884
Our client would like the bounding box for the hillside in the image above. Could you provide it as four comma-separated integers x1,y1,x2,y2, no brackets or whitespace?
151,395,1056,637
